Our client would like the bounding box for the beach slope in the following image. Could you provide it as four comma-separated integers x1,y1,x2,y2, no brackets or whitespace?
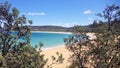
41,46,71,68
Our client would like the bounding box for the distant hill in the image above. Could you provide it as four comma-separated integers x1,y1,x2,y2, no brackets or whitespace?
31,25,73,32
31,23,107,32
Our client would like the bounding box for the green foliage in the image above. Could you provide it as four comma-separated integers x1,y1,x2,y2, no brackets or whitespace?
65,4,120,68
88,4,120,68
88,31,120,68
0,1,47,68
32,26,69,32
3,45,47,68
97,4,120,32
0,1,32,56
64,33,90,68
89,20,107,33
73,25,91,33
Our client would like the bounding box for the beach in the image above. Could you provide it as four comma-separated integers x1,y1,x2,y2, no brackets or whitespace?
41,32,96,68
41,46,72,68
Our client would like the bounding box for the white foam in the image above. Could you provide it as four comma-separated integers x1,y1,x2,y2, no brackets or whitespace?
41,44,65,51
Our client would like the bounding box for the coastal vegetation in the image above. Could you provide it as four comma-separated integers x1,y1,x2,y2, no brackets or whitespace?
0,2,47,67
0,1,120,68
32,25,72,32
64,4,120,68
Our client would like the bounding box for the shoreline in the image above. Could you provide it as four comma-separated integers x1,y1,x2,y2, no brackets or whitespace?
32,31,72,34
40,32,96,68
42,45,65,50
35,32,96,51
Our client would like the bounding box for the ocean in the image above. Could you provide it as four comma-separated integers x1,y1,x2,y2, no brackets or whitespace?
30,32,71,48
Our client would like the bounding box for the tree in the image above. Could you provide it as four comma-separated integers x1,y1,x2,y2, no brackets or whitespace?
97,4,120,31
73,25,91,33
0,1,32,56
64,4,120,68
89,20,105,33
0,2,47,67
64,31,90,68
89,4,120,68
4,43,47,68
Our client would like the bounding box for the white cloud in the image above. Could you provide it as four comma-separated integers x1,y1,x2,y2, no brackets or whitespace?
28,12,46,16
83,10,92,14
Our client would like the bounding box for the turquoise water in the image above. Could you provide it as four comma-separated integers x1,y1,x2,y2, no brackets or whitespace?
30,32,71,48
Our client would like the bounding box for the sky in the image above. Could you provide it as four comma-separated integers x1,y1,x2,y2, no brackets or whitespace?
0,0,120,27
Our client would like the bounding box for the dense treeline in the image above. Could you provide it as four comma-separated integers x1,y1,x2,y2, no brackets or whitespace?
32,25,70,32
31,20,120,33
72,19,120,33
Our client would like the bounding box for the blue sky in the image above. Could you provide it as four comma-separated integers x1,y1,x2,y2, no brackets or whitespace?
1,0,120,27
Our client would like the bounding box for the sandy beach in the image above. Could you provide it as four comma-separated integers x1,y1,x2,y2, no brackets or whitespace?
86,33,96,40
41,32,96,68
41,46,72,68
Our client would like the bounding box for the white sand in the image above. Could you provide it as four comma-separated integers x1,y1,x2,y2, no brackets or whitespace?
86,33,96,40
41,46,71,68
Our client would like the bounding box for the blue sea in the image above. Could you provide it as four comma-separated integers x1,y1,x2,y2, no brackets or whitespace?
30,32,71,48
